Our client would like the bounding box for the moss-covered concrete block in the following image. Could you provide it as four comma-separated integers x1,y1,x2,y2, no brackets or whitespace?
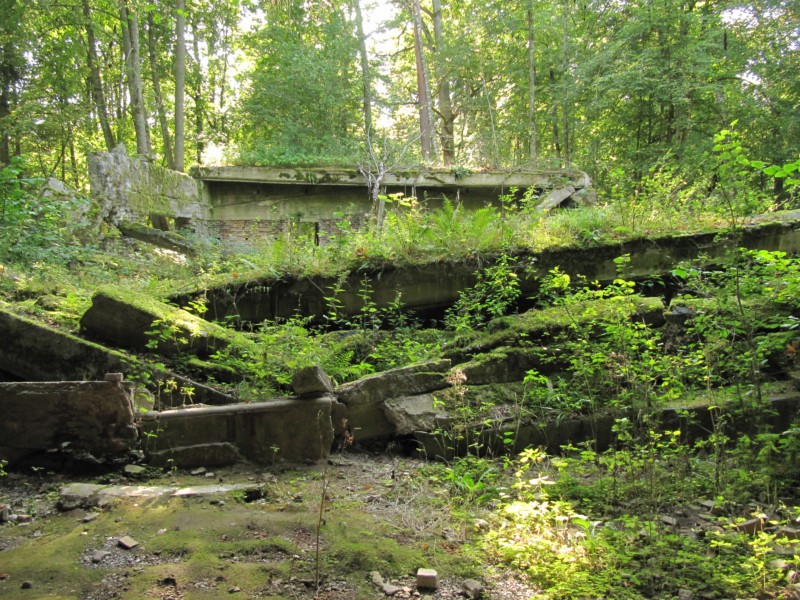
0,301,132,381
80,286,255,358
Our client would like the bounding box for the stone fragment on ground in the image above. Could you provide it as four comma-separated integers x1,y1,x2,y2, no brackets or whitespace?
117,536,139,550
462,579,485,599
416,568,438,590
381,582,402,596
58,481,262,510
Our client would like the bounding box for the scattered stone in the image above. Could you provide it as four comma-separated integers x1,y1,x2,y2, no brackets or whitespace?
228,586,241,593
779,527,800,540
678,589,694,600
21,581,33,589
381,582,402,596
473,518,489,531
416,568,438,590
157,528,167,535
369,571,384,586
0,504,9,523
698,513,716,522
190,467,207,476
123,464,147,476
209,499,225,506
15,514,32,523
92,550,111,563
442,528,459,543
735,518,764,535
462,579,485,599
117,535,139,549
699,499,722,515
205,472,216,478
292,365,334,397
660,515,678,527
83,512,99,523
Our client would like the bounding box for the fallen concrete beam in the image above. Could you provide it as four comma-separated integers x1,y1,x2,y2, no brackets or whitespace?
140,397,335,467
0,301,130,381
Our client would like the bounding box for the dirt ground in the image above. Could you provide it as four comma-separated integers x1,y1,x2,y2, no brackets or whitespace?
0,450,537,600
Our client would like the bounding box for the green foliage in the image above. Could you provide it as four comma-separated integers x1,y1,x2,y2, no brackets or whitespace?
0,157,89,266
237,3,361,167
445,254,521,331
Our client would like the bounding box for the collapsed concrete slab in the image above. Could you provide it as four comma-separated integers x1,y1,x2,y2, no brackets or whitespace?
336,360,451,442
0,301,130,381
80,285,254,357
0,379,138,466
139,397,335,467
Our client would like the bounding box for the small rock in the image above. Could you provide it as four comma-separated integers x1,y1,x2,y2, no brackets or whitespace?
735,518,764,535
0,504,9,523
92,550,111,563
124,465,147,476
205,472,215,478
779,527,800,540
381,582,401,596
228,586,241,593
190,467,207,476
442,528,459,542
416,568,438,590
660,515,678,527
462,579,485,599
15,514,32,523
473,518,489,530
678,589,694,600
157,528,167,535
21,581,33,589
369,571,384,586
117,535,139,549
83,512,99,523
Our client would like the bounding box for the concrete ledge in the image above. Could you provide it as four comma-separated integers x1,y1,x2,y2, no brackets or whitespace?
140,397,334,467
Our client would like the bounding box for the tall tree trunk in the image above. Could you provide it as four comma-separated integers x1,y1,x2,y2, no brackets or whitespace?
527,0,537,162
561,0,570,166
432,0,455,165
0,65,11,165
412,0,434,162
353,0,373,138
191,19,204,165
146,13,174,169
549,68,561,160
174,0,186,172
119,0,150,157
82,0,115,151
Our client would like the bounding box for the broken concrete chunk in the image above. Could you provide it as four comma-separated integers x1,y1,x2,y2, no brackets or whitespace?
117,535,139,550
292,365,335,397
462,579,485,599
416,568,438,590
384,394,449,436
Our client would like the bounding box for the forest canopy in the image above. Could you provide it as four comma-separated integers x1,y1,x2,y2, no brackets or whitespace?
1,0,798,199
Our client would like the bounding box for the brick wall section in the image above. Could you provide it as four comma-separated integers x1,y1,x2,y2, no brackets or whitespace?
216,214,369,248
